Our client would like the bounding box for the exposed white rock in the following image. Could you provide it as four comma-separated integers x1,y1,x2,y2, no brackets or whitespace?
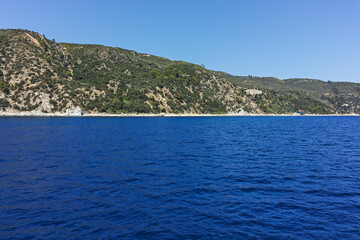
65,106,83,116
228,109,247,115
246,89,263,95
36,92,54,112
236,109,248,115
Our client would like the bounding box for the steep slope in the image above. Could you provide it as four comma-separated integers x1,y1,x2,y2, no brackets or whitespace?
0,29,74,112
0,29,359,114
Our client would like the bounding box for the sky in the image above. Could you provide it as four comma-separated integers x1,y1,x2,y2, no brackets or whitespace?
1,0,359,82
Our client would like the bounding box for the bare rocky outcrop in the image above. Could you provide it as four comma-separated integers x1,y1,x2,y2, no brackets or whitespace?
246,89,263,95
65,106,83,116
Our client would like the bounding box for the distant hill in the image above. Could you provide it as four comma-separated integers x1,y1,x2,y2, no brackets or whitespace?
0,29,359,114
217,72,360,113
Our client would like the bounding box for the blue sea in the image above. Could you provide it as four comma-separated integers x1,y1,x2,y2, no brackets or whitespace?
1,116,360,239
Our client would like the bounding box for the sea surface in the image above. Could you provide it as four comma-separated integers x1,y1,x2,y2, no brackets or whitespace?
1,116,360,239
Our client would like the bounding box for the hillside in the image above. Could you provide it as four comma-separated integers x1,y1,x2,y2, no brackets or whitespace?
218,72,360,113
0,29,359,115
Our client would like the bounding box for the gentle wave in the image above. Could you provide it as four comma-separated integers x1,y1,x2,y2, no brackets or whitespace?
1,116,360,239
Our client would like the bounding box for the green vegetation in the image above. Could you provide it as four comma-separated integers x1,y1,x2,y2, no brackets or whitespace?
0,99,10,109
0,80,9,94
62,42,222,113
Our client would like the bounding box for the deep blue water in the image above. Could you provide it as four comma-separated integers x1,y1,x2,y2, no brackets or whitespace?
1,116,360,239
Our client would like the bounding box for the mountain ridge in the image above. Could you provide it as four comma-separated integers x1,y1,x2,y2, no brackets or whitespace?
0,29,359,114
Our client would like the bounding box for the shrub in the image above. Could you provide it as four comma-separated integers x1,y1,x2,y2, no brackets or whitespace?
0,80,9,94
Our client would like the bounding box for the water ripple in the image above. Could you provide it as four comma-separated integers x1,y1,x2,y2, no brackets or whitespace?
1,116,360,239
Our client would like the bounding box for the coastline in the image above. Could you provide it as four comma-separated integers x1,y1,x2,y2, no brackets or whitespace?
0,111,359,117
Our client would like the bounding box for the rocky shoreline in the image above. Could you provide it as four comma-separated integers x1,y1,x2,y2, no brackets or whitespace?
0,111,359,117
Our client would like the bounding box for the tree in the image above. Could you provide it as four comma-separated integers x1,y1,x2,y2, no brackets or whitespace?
175,92,184,102
0,80,9,94
149,69,159,79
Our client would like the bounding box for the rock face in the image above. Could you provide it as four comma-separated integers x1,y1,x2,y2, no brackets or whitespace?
65,106,83,116
36,92,54,112
246,89,263,95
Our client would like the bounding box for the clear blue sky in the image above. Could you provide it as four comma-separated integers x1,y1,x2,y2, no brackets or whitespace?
1,0,359,82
